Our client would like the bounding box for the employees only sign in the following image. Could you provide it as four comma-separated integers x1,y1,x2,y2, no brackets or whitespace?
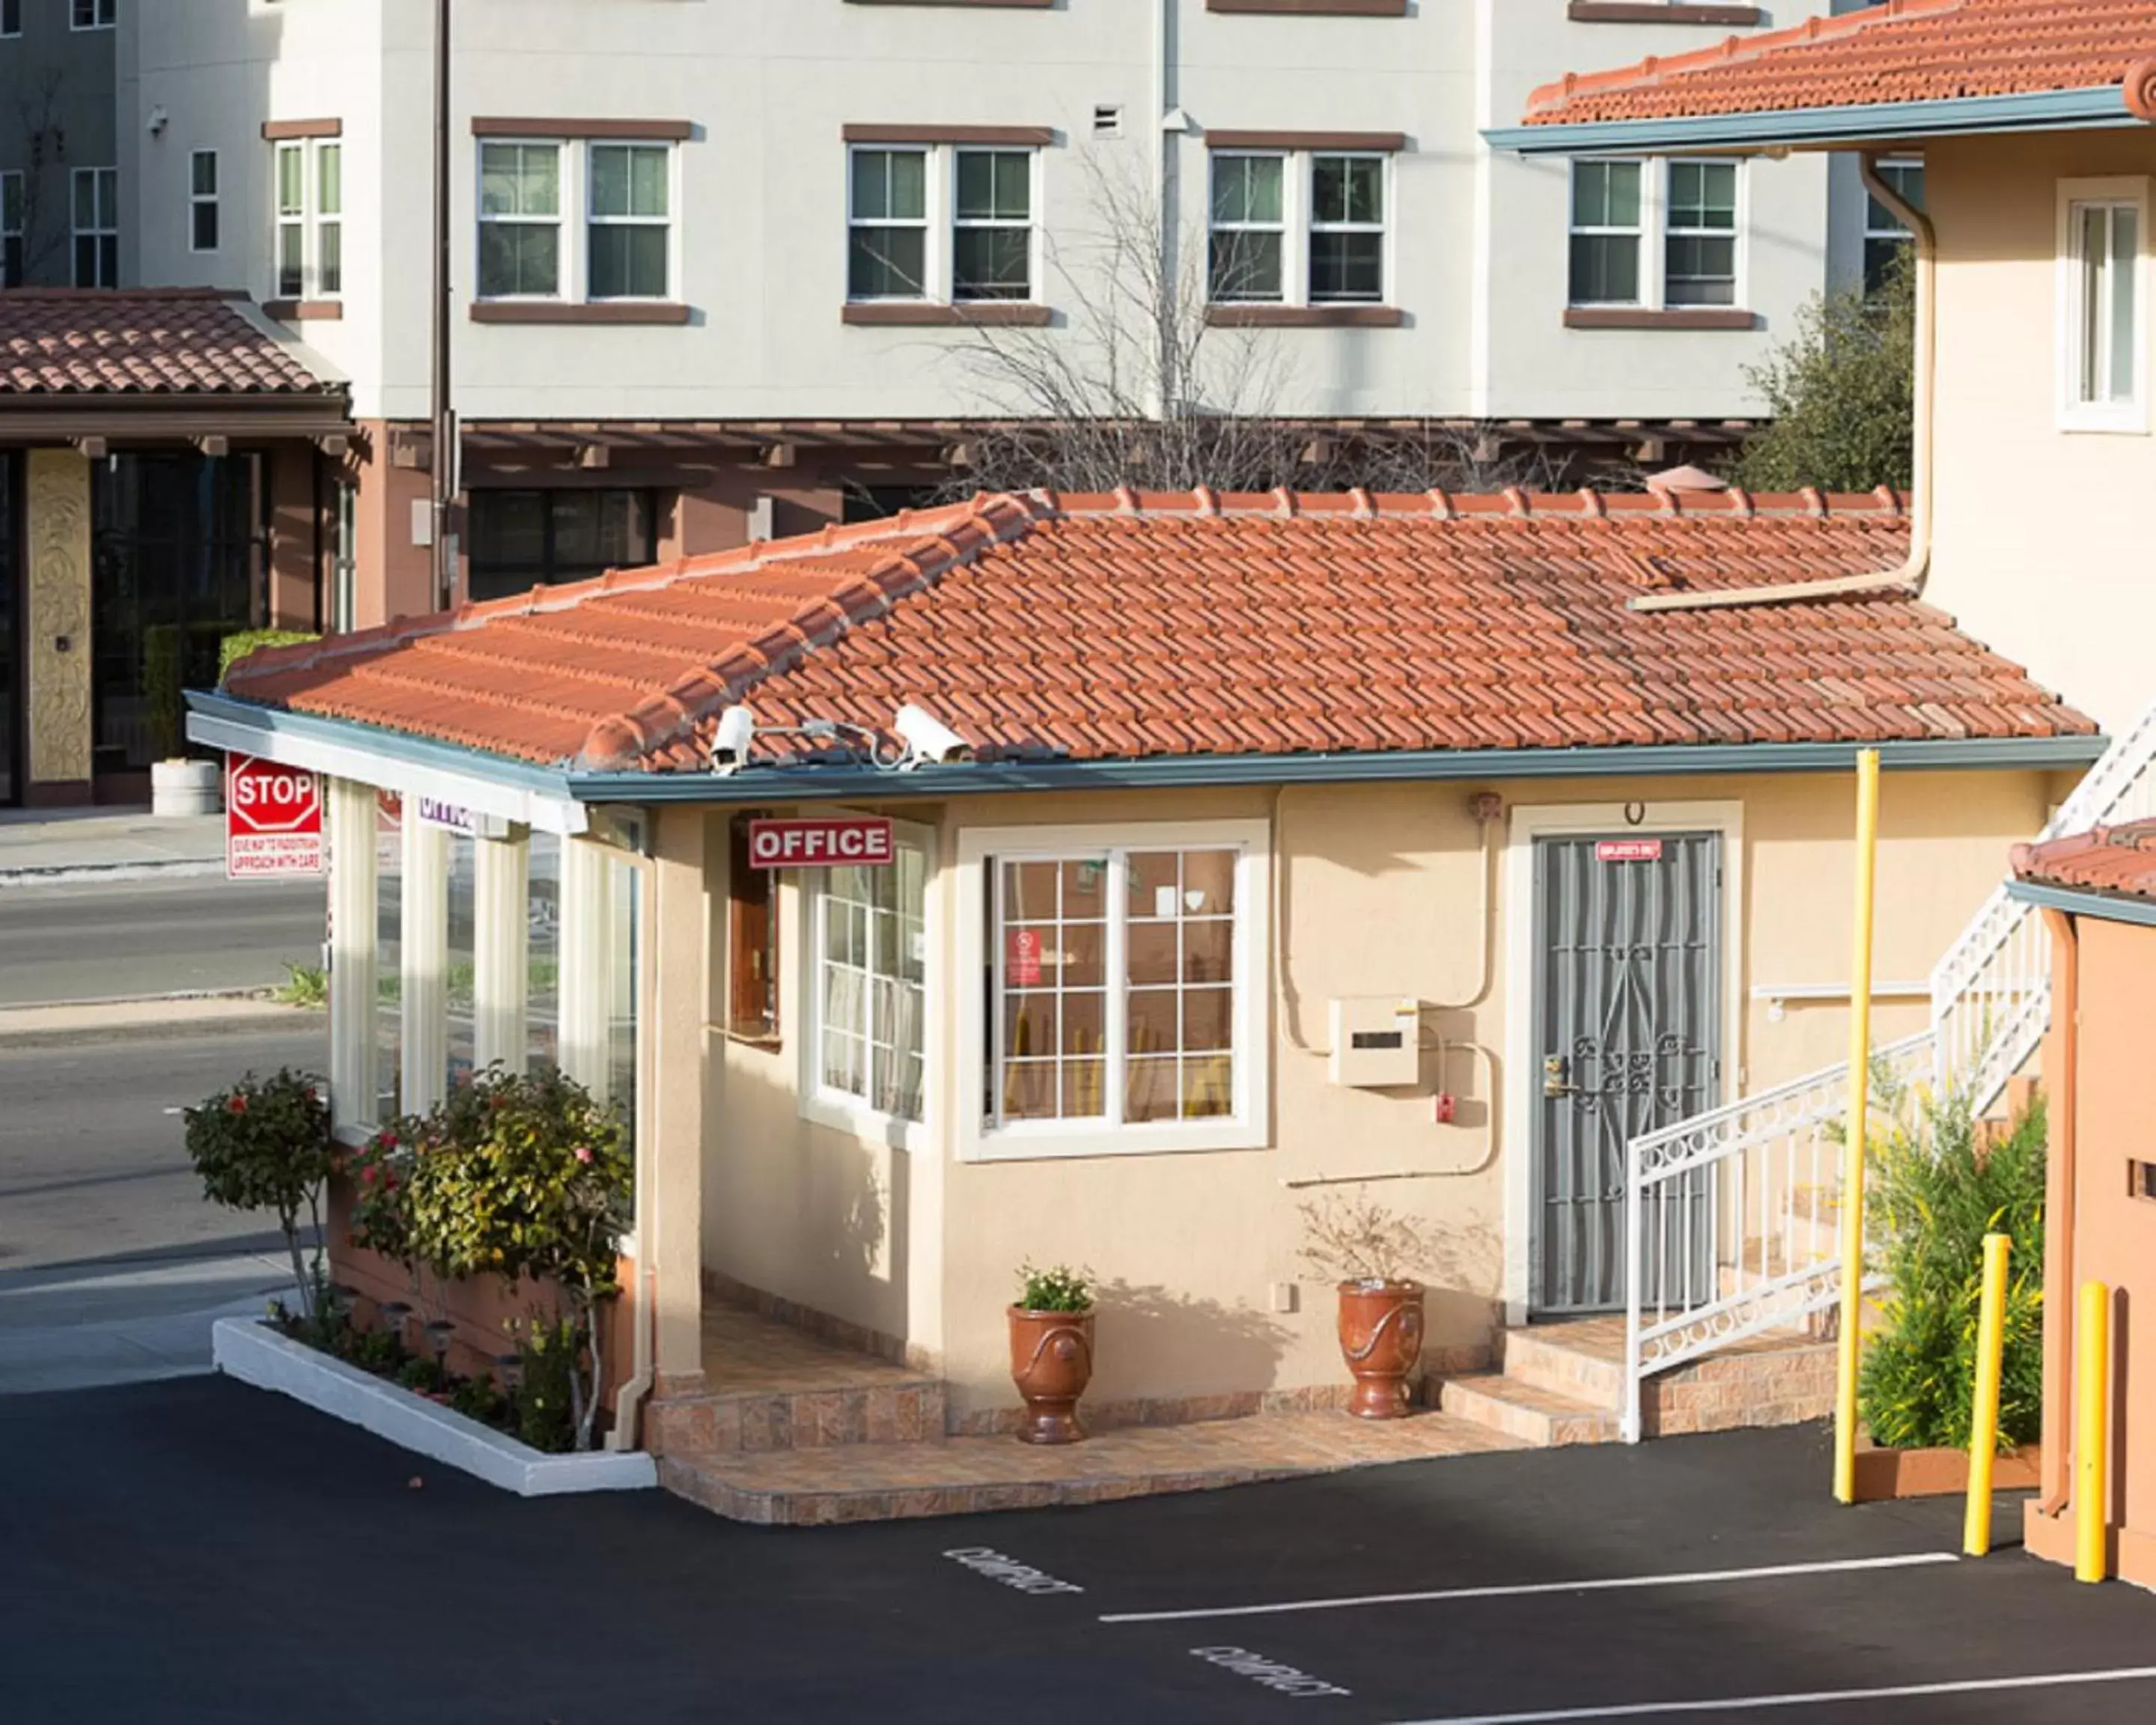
226,755,325,878
746,816,895,868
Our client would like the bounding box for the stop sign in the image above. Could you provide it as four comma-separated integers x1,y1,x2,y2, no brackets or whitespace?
226,754,325,877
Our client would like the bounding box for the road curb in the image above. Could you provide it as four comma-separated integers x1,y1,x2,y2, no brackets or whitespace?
0,996,322,1050
0,860,228,889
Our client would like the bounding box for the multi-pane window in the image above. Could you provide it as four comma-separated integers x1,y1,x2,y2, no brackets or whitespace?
72,0,114,28
275,140,340,299
466,487,658,603
2065,193,2143,421
1309,153,1384,303
478,141,562,297
1,171,22,287
1209,153,1285,302
588,143,670,299
952,149,1032,301
189,150,219,253
1569,160,1642,306
1663,159,1738,307
1863,157,1924,295
847,147,929,299
316,144,342,294
71,167,117,288
814,847,928,1125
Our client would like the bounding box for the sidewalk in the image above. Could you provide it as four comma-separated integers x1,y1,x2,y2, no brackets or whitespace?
0,994,319,1049
0,806,226,886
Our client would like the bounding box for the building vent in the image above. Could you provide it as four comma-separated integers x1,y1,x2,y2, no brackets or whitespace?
1093,105,1123,140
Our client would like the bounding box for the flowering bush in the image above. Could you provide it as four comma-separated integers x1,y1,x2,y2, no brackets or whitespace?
185,1068,334,1324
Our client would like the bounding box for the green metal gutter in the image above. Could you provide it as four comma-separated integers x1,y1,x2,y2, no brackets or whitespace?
2008,877,2156,931
1484,86,2132,158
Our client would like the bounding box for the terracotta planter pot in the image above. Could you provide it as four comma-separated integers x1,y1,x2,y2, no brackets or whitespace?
1336,1280,1425,1420
1008,1305,1096,1444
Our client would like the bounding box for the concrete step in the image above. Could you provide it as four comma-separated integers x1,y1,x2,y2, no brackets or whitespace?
1492,1325,1623,1409
645,1375,947,1457
1437,1373,1621,1448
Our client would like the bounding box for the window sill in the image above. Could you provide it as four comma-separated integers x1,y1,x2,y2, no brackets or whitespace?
841,302,1052,326
2057,409,2151,436
263,299,342,323
1207,0,1408,13
723,1030,784,1053
1206,304,1404,328
964,1121,1268,1163
1564,307,1755,331
1566,2,1763,22
801,1089,924,1154
469,301,691,325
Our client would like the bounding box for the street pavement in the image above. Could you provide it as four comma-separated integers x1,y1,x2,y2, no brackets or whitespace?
2,1395,2152,1724
0,1023,327,1393
0,875,325,1006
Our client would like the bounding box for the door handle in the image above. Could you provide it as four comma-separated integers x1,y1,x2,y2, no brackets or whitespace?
1543,1055,1578,1099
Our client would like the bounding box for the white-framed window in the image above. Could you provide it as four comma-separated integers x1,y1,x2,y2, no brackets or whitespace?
275,139,341,299
478,136,677,303
802,821,931,1150
956,819,1270,1163
72,0,115,30
1208,147,1392,307
1863,156,1924,295
2058,177,2149,433
846,142,1039,304
1,171,22,287
1570,156,1745,311
71,166,116,288
189,150,219,253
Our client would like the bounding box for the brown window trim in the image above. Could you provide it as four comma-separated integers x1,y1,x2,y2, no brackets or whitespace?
1206,304,1403,329
1566,2,1764,24
470,118,693,141
841,124,1056,147
1208,0,1409,13
262,299,343,323
470,302,692,325
728,815,780,1046
842,302,1051,326
1204,129,1407,152
1563,307,1756,331
845,0,1053,7
261,118,341,141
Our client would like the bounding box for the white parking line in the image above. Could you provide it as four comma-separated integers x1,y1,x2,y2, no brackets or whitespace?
1096,1551,1958,1625
1389,1664,2156,1724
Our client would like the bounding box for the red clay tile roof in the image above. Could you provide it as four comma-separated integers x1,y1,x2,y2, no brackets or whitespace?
1523,0,2156,128
225,487,2095,776
2013,823,2156,902
0,289,338,395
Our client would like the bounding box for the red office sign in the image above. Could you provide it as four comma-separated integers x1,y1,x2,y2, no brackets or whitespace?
1595,839,1664,864
226,754,325,879
746,816,895,868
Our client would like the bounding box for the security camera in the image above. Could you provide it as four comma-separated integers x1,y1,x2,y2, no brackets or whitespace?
710,705,755,774
892,703,968,769
147,107,169,138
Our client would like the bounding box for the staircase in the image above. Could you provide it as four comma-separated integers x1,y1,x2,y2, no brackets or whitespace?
1612,699,2156,1442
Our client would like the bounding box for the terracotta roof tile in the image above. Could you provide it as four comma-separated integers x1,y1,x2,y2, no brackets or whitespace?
1524,0,2156,128
0,289,337,395
2013,822,2156,902
224,488,2095,775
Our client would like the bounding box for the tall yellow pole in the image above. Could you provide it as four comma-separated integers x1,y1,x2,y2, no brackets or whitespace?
1963,1232,2012,1555
2077,1280,2112,1583
1833,747,1881,1506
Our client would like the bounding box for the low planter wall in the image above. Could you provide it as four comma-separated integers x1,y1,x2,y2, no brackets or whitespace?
1851,1443,2043,1503
213,1318,655,1496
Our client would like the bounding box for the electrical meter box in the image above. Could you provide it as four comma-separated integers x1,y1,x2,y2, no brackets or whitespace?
1328,997,1421,1088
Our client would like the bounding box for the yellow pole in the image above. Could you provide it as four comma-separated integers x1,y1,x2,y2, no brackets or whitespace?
1963,1232,2012,1556
2077,1280,2112,1583
1833,748,1881,1506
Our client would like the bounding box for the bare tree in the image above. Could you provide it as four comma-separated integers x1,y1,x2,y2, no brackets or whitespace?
13,67,73,286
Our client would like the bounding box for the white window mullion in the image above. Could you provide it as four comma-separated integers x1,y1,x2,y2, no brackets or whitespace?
557,835,612,1098
401,816,448,1116
1104,850,1130,1130
327,779,379,1136
472,831,529,1071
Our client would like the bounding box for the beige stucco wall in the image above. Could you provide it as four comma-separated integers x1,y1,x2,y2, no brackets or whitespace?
695,762,2065,1425
1925,130,2156,737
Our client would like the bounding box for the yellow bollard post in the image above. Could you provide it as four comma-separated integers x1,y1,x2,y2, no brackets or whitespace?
1963,1232,2012,1556
1833,748,1881,1506
2076,1280,2112,1583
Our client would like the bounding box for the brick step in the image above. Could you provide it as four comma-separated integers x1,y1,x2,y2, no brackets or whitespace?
1492,1326,1624,1408
1436,1374,1622,1448
645,1375,946,1457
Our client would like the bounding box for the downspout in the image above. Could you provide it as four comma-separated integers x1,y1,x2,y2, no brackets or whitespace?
2035,903,2080,1517
1630,151,1937,615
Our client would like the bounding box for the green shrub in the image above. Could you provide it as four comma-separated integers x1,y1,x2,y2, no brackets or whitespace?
510,1316,580,1454
144,624,189,761
186,1068,334,1325
1859,1087,2047,1452
397,1356,445,1394
219,629,319,686
275,962,328,1008
1016,1264,1092,1313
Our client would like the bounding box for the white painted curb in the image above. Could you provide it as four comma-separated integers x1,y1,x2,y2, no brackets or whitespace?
213,1318,656,1496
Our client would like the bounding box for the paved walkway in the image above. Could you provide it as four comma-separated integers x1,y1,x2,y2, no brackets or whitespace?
0,806,225,885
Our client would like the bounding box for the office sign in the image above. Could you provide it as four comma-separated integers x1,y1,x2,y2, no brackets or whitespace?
746,817,895,868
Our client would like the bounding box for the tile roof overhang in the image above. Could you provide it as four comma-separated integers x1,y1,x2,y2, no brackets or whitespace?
1488,0,2156,156
2009,821,2156,926
194,487,2105,809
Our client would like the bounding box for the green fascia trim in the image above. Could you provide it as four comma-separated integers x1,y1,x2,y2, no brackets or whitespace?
1484,86,2131,157
2007,877,2156,931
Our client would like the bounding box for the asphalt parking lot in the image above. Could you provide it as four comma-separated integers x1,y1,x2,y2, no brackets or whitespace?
3,1377,2152,1724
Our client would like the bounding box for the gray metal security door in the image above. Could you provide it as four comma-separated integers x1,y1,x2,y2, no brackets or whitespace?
1532,833,1722,1315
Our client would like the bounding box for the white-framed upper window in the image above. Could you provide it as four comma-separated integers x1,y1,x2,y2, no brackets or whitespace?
1863,156,1924,295
72,0,115,30
956,819,1270,1163
2058,177,2149,434
1208,147,1392,307
478,136,676,303
846,142,1039,305
1,171,21,287
189,150,219,253
71,166,116,288
275,139,341,299
802,821,931,1151
1570,156,1744,311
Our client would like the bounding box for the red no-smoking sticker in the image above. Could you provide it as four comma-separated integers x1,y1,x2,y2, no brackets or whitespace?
1007,927,1044,988
226,754,325,879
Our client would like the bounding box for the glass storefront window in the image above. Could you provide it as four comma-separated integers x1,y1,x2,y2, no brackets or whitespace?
445,830,477,1088
607,853,641,1138
376,794,403,1120
528,830,561,1073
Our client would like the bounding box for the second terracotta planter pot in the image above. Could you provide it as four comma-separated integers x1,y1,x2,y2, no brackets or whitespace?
1008,1305,1096,1443
1336,1280,1425,1420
